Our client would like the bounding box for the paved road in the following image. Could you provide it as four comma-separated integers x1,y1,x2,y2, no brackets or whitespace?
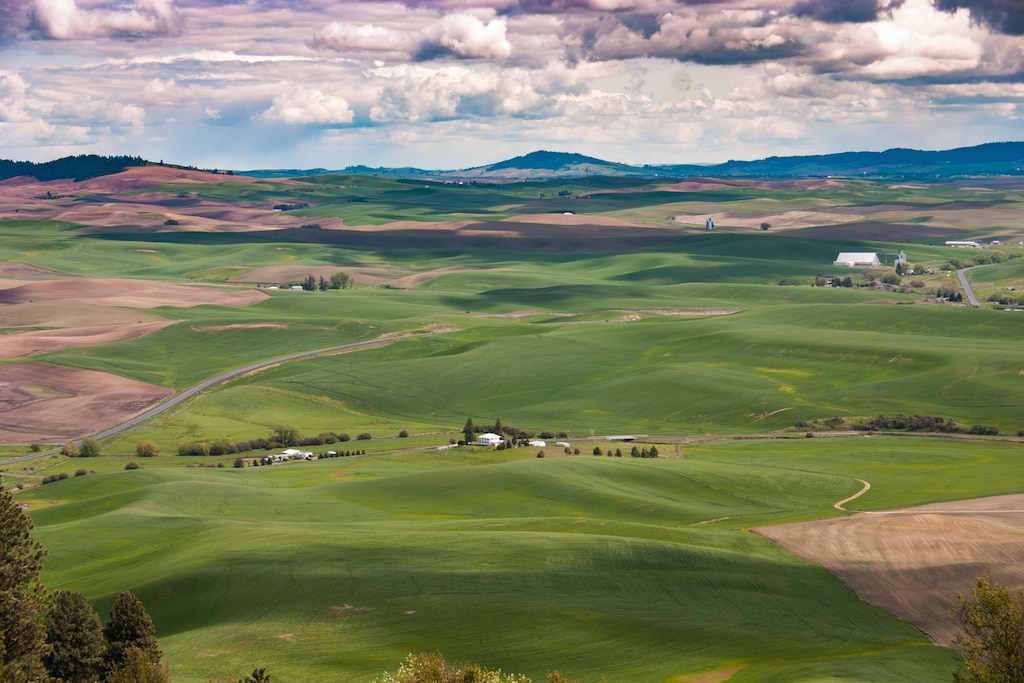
957,268,980,307
0,331,446,468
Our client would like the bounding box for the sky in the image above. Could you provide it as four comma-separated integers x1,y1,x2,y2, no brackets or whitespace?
1,0,1022,170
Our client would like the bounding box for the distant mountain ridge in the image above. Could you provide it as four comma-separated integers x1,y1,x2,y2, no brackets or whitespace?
6,143,1024,183
332,142,1024,180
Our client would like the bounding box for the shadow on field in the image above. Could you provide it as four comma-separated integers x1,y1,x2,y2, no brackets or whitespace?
85,224,682,253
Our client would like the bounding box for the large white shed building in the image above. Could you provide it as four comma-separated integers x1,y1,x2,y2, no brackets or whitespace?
833,252,880,267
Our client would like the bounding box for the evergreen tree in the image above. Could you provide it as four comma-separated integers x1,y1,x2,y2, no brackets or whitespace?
104,591,162,672
0,478,48,683
462,418,475,444
44,590,104,683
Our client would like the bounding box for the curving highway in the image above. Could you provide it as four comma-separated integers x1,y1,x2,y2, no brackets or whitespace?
0,331,449,468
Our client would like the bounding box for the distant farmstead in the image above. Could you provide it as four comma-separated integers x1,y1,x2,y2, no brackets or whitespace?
833,252,880,267
945,240,982,248
478,433,503,447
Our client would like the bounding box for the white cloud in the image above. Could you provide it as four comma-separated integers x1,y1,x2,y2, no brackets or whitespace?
313,21,415,53
421,14,511,59
314,12,511,61
0,71,31,122
261,88,355,124
33,0,182,39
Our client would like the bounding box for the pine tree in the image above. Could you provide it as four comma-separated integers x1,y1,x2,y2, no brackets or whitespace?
462,418,475,444
44,590,104,683
0,478,48,682
104,591,162,672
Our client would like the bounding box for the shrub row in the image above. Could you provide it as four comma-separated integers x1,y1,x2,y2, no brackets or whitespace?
799,414,1002,436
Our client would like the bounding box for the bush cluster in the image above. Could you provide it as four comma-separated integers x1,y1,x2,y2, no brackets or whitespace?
854,414,962,432
41,472,69,484
801,414,1003,436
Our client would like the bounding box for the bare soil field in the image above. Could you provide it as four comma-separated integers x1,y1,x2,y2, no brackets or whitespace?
0,277,267,309
0,166,341,233
0,362,172,443
0,262,268,440
0,322,174,359
757,494,1024,646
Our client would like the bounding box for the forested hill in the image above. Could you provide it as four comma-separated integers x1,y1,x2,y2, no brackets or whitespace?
0,155,148,182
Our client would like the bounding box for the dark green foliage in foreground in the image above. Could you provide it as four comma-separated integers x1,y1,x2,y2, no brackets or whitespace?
0,479,48,683
44,590,105,683
104,591,162,673
953,574,1024,683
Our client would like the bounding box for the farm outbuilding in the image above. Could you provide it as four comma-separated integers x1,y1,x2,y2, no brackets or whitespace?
833,252,880,267
478,433,503,447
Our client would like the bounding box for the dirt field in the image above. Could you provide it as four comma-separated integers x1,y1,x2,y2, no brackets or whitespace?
0,166,341,233
0,362,173,443
757,494,1024,647
0,258,268,442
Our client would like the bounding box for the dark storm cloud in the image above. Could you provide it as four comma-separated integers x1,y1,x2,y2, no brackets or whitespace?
562,11,808,67
793,0,905,23
934,0,1024,35
0,0,33,39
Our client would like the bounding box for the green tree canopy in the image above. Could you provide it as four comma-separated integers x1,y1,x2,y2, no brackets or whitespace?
78,438,101,458
44,590,105,683
952,572,1024,683
270,424,302,447
104,591,162,672
0,479,48,682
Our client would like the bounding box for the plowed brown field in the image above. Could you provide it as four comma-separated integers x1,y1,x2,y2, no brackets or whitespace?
758,494,1024,646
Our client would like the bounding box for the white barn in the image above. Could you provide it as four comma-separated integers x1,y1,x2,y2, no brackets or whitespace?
478,433,503,447
833,252,880,267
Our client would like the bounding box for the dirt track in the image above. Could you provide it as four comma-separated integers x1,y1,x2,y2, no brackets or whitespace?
758,493,1024,647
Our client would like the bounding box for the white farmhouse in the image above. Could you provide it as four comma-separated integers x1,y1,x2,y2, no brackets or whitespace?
478,433,503,447
833,252,880,267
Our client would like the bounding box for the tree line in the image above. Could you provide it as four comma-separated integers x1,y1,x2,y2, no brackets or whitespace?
277,272,353,292
0,155,147,182
177,425,368,457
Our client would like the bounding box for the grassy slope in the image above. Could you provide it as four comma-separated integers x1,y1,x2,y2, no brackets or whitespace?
25,441,999,683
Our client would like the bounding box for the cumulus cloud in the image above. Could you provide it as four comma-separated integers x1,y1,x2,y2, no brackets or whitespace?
261,88,355,124
0,71,31,121
33,0,182,39
419,14,512,59
314,12,511,61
